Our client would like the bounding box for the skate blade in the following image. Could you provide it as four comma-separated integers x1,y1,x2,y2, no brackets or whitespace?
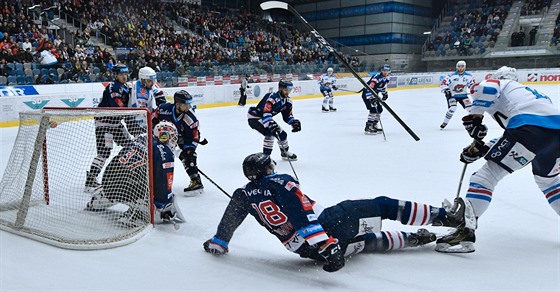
435,241,475,253
183,189,204,196
281,157,298,161
364,132,379,135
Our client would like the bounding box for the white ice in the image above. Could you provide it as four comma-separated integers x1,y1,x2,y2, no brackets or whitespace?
1,85,559,291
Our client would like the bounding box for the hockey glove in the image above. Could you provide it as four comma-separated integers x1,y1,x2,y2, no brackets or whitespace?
332,85,338,90
444,88,452,99
267,120,281,136
203,236,229,255
318,236,345,272
291,119,301,133
460,140,490,164
199,138,208,145
462,115,488,141
381,92,389,101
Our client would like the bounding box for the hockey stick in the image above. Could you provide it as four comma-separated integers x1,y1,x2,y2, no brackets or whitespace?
456,163,468,198
275,133,300,181
198,169,232,199
261,1,420,141
336,88,361,93
377,117,387,141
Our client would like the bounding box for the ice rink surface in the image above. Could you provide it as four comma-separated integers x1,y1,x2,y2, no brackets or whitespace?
0,85,559,291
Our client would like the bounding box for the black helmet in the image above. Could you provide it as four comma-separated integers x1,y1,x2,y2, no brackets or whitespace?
174,90,193,104
242,153,275,181
278,79,293,89
112,64,129,74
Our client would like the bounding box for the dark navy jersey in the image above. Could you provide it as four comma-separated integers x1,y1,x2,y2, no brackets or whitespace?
155,102,202,150
247,91,295,126
152,139,174,208
214,174,329,253
367,72,389,94
98,80,130,108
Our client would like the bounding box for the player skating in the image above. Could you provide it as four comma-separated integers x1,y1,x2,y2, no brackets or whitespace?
203,153,474,272
154,90,208,195
437,66,560,252
319,67,338,112
361,64,391,134
247,79,301,161
439,60,474,129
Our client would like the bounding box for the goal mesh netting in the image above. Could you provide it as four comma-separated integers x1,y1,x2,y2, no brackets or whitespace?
0,108,153,249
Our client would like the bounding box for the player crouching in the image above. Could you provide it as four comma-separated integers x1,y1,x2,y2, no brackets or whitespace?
85,122,185,227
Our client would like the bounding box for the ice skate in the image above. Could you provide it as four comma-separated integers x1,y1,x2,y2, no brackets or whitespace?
329,106,337,112
432,197,473,228
117,207,146,228
281,150,297,161
84,171,100,193
373,122,383,133
435,227,476,253
184,175,204,195
407,228,437,247
364,122,378,135
85,188,116,211
322,106,329,113
440,122,447,129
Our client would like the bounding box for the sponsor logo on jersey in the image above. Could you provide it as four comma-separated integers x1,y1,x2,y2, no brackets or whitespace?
23,98,49,109
453,84,466,93
61,97,85,107
0,86,40,96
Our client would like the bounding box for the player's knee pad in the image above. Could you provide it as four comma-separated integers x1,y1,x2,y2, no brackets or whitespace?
484,132,535,173
534,175,560,215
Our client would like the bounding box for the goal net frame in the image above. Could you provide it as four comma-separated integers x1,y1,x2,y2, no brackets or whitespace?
0,107,154,250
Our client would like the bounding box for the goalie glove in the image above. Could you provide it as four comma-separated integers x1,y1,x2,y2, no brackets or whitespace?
462,115,488,141
203,236,229,255
318,236,345,272
460,140,490,164
290,119,301,133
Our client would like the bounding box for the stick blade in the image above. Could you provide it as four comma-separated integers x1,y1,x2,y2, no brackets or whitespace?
260,1,289,11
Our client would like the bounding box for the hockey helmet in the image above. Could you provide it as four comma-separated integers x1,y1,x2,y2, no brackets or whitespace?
278,79,293,90
382,64,391,71
456,60,466,68
153,121,178,150
138,66,157,81
112,64,129,74
242,153,276,181
174,90,193,104
327,67,333,73
491,66,518,81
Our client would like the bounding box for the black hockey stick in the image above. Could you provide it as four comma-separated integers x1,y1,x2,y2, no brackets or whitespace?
275,133,300,181
456,163,467,198
336,88,361,93
260,1,420,141
198,169,232,199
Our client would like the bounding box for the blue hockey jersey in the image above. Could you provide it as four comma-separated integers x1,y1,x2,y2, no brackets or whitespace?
98,80,130,108
247,92,295,127
213,174,329,253
367,72,389,95
155,102,202,150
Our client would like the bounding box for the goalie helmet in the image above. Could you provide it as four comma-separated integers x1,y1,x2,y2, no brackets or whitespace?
174,90,193,104
242,153,276,181
153,121,178,150
491,66,518,81
138,66,157,81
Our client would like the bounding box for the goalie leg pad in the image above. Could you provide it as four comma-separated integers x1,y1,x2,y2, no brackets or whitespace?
485,132,535,173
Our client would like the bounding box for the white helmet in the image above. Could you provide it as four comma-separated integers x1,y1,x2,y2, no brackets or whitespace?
491,66,518,81
456,60,466,68
153,121,178,150
327,67,333,73
138,66,157,81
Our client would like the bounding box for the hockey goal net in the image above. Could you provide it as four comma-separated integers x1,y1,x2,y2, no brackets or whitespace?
0,108,154,249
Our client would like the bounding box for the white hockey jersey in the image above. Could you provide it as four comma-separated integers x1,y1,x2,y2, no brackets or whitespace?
319,73,336,90
440,71,475,99
470,79,560,129
128,80,162,112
